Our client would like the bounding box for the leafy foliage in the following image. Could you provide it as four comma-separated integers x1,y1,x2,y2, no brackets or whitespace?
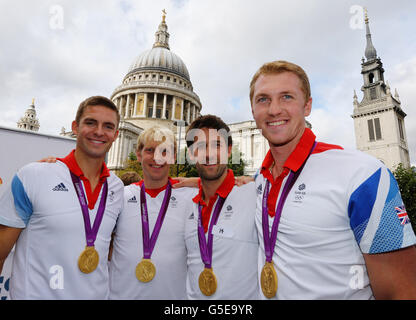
393,164,416,231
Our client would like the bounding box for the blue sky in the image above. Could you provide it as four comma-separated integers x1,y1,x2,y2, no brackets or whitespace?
1,0,415,164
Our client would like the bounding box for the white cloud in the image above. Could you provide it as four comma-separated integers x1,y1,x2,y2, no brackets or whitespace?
1,0,416,165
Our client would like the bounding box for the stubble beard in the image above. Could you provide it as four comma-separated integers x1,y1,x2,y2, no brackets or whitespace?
197,163,228,182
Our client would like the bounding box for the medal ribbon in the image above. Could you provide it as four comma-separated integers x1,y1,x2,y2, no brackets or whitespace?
70,172,108,247
262,142,316,263
140,180,172,259
197,196,226,269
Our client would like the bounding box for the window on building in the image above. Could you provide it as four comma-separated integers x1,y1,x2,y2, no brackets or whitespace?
369,73,374,84
398,118,405,140
370,88,377,100
156,108,162,118
165,110,169,119
368,118,382,141
147,108,152,118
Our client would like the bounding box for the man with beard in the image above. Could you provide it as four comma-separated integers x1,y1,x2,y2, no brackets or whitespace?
184,115,259,299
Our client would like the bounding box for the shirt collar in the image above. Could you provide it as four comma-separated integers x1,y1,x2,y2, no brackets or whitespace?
57,149,110,180
192,169,235,205
261,128,316,175
135,177,178,198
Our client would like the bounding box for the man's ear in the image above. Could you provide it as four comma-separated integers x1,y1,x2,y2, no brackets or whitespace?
304,97,312,117
136,149,142,163
71,120,78,136
113,130,119,141
187,145,196,163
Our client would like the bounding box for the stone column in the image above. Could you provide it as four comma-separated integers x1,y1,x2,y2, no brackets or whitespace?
162,94,167,119
192,104,196,121
125,94,130,118
186,102,191,124
120,96,125,119
171,96,176,120
133,93,138,117
152,93,157,118
180,99,184,121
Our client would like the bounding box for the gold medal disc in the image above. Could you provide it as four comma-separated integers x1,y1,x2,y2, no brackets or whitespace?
78,246,99,274
136,259,156,282
199,268,217,296
261,261,278,298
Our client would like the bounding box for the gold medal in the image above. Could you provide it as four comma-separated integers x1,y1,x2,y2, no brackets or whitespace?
199,268,217,296
78,246,99,274
261,261,278,298
136,259,156,282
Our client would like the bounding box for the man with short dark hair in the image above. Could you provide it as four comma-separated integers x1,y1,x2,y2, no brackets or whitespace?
0,96,124,299
251,60,416,299
184,114,259,299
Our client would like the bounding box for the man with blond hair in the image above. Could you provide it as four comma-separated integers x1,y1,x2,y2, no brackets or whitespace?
109,126,196,299
250,60,416,299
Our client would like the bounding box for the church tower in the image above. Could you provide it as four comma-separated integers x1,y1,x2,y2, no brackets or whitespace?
352,9,410,170
17,98,40,132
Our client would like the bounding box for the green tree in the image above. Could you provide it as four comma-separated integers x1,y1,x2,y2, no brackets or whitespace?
116,152,143,178
228,147,247,177
393,163,416,231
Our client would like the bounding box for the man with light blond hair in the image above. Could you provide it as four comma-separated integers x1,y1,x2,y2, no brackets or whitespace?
109,126,196,299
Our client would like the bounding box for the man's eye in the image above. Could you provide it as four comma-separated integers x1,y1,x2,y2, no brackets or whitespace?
256,97,268,103
282,94,293,100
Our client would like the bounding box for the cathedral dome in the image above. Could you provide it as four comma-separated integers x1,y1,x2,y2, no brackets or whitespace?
128,46,190,81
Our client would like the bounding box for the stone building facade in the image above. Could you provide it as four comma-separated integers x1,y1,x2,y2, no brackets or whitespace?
107,12,202,170
352,11,411,170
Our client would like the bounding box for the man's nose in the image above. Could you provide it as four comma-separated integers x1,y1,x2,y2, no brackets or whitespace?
267,99,283,116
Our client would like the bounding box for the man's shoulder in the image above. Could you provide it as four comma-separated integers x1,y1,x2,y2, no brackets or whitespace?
16,161,64,180
311,145,384,170
171,186,198,198
231,181,256,198
107,171,124,190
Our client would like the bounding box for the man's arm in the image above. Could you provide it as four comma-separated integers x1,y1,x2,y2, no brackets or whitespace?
0,225,23,274
364,245,416,299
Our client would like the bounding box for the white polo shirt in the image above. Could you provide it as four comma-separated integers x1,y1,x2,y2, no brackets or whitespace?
109,179,196,300
185,170,260,300
0,152,124,299
255,128,416,300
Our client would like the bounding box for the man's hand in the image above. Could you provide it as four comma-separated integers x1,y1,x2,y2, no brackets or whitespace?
172,177,199,188
234,176,254,186
38,156,57,163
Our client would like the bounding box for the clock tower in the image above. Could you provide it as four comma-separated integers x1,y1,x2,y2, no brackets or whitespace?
352,10,410,170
